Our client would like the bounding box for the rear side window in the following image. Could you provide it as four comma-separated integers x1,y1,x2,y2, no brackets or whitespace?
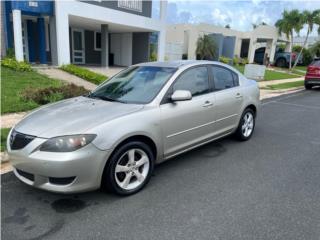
211,66,239,91
173,66,209,96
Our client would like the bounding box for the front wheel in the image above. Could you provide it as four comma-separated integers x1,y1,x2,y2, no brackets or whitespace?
102,141,154,196
235,109,255,141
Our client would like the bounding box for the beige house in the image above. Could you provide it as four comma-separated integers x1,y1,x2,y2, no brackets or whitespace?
166,23,290,64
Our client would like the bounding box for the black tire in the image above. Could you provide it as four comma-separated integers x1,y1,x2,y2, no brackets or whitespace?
305,83,312,90
102,141,154,196
235,108,256,141
275,58,287,68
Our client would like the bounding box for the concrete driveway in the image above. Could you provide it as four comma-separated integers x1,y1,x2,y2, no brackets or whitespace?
2,89,320,240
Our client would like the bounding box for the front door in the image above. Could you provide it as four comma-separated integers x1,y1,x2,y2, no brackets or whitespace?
160,66,215,158
72,29,85,64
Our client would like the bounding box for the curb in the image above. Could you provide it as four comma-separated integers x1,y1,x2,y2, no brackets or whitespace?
1,151,9,163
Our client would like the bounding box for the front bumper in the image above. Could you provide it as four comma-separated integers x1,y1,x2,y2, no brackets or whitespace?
7,135,111,193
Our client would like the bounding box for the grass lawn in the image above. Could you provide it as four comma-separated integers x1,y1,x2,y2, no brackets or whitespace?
1,67,63,114
295,66,307,72
262,80,304,90
234,65,301,81
1,128,11,152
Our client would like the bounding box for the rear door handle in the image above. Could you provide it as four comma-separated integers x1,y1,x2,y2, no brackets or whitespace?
202,101,213,108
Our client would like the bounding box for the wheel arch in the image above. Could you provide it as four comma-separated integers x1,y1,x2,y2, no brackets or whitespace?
245,104,257,117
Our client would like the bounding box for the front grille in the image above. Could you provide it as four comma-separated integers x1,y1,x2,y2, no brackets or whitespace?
10,130,36,150
49,177,76,185
16,169,34,181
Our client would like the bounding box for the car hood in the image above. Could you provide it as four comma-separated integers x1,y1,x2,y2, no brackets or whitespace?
14,96,144,138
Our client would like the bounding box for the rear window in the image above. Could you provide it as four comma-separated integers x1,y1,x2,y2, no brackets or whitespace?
310,60,320,66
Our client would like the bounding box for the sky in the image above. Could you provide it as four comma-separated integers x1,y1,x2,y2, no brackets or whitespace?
163,0,320,36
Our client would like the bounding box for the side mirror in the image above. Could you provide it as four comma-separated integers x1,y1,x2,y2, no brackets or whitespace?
171,90,192,102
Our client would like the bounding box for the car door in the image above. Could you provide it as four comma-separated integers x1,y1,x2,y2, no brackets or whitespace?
160,66,215,158
210,65,244,136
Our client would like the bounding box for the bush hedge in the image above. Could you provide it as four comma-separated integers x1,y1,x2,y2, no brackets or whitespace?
21,84,88,105
1,58,32,72
60,64,107,85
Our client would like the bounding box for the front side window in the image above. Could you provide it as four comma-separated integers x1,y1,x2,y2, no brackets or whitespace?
211,66,238,91
90,66,177,104
173,66,209,96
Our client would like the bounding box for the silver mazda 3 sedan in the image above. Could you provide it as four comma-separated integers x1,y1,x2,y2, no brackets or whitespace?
7,61,260,195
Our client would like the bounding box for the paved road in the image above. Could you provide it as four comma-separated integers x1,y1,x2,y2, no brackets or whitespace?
2,89,320,240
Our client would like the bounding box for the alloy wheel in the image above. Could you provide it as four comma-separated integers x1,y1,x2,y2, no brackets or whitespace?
114,148,150,191
242,112,254,137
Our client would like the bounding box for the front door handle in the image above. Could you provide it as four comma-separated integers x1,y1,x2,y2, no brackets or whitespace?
235,93,243,99
202,101,213,108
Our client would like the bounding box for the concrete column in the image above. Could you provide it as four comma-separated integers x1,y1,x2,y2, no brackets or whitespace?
12,9,23,61
160,0,167,22
187,30,197,60
49,16,58,65
37,17,47,64
101,24,109,67
269,39,277,64
55,1,70,65
248,38,256,63
157,0,167,61
157,28,166,61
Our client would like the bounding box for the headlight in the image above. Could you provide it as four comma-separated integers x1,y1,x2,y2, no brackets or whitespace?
39,134,96,152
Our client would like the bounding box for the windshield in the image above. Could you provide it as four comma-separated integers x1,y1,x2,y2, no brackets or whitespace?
90,66,177,104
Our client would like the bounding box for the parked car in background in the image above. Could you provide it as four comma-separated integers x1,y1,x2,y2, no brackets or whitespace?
254,47,302,67
7,61,260,196
274,51,302,67
305,58,320,89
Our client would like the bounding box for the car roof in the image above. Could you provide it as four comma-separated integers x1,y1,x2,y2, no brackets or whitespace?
136,60,218,69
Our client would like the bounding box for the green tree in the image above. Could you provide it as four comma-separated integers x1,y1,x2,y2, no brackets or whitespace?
275,10,303,69
292,10,320,68
196,35,217,60
310,41,320,58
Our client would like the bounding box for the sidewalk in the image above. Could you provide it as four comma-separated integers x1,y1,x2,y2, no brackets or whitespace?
258,77,304,88
38,68,97,91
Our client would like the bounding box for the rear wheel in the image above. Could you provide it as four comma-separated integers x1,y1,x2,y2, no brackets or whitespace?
102,141,154,196
235,109,255,141
305,83,312,90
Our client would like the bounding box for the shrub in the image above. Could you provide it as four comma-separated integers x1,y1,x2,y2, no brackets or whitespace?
60,64,107,85
239,58,249,65
6,48,15,58
302,48,313,66
1,58,32,72
21,84,88,105
233,57,240,66
219,56,231,64
150,51,157,62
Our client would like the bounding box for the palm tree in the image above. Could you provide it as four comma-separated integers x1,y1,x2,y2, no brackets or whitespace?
275,10,303,69
292,10,320,69
196,35,217,60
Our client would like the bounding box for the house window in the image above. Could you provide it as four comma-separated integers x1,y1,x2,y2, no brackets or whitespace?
118,0,142,12
94,31,101,51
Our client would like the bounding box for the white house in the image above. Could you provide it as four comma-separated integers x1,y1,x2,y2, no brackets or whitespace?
166,23,290,64
2,0,167,67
